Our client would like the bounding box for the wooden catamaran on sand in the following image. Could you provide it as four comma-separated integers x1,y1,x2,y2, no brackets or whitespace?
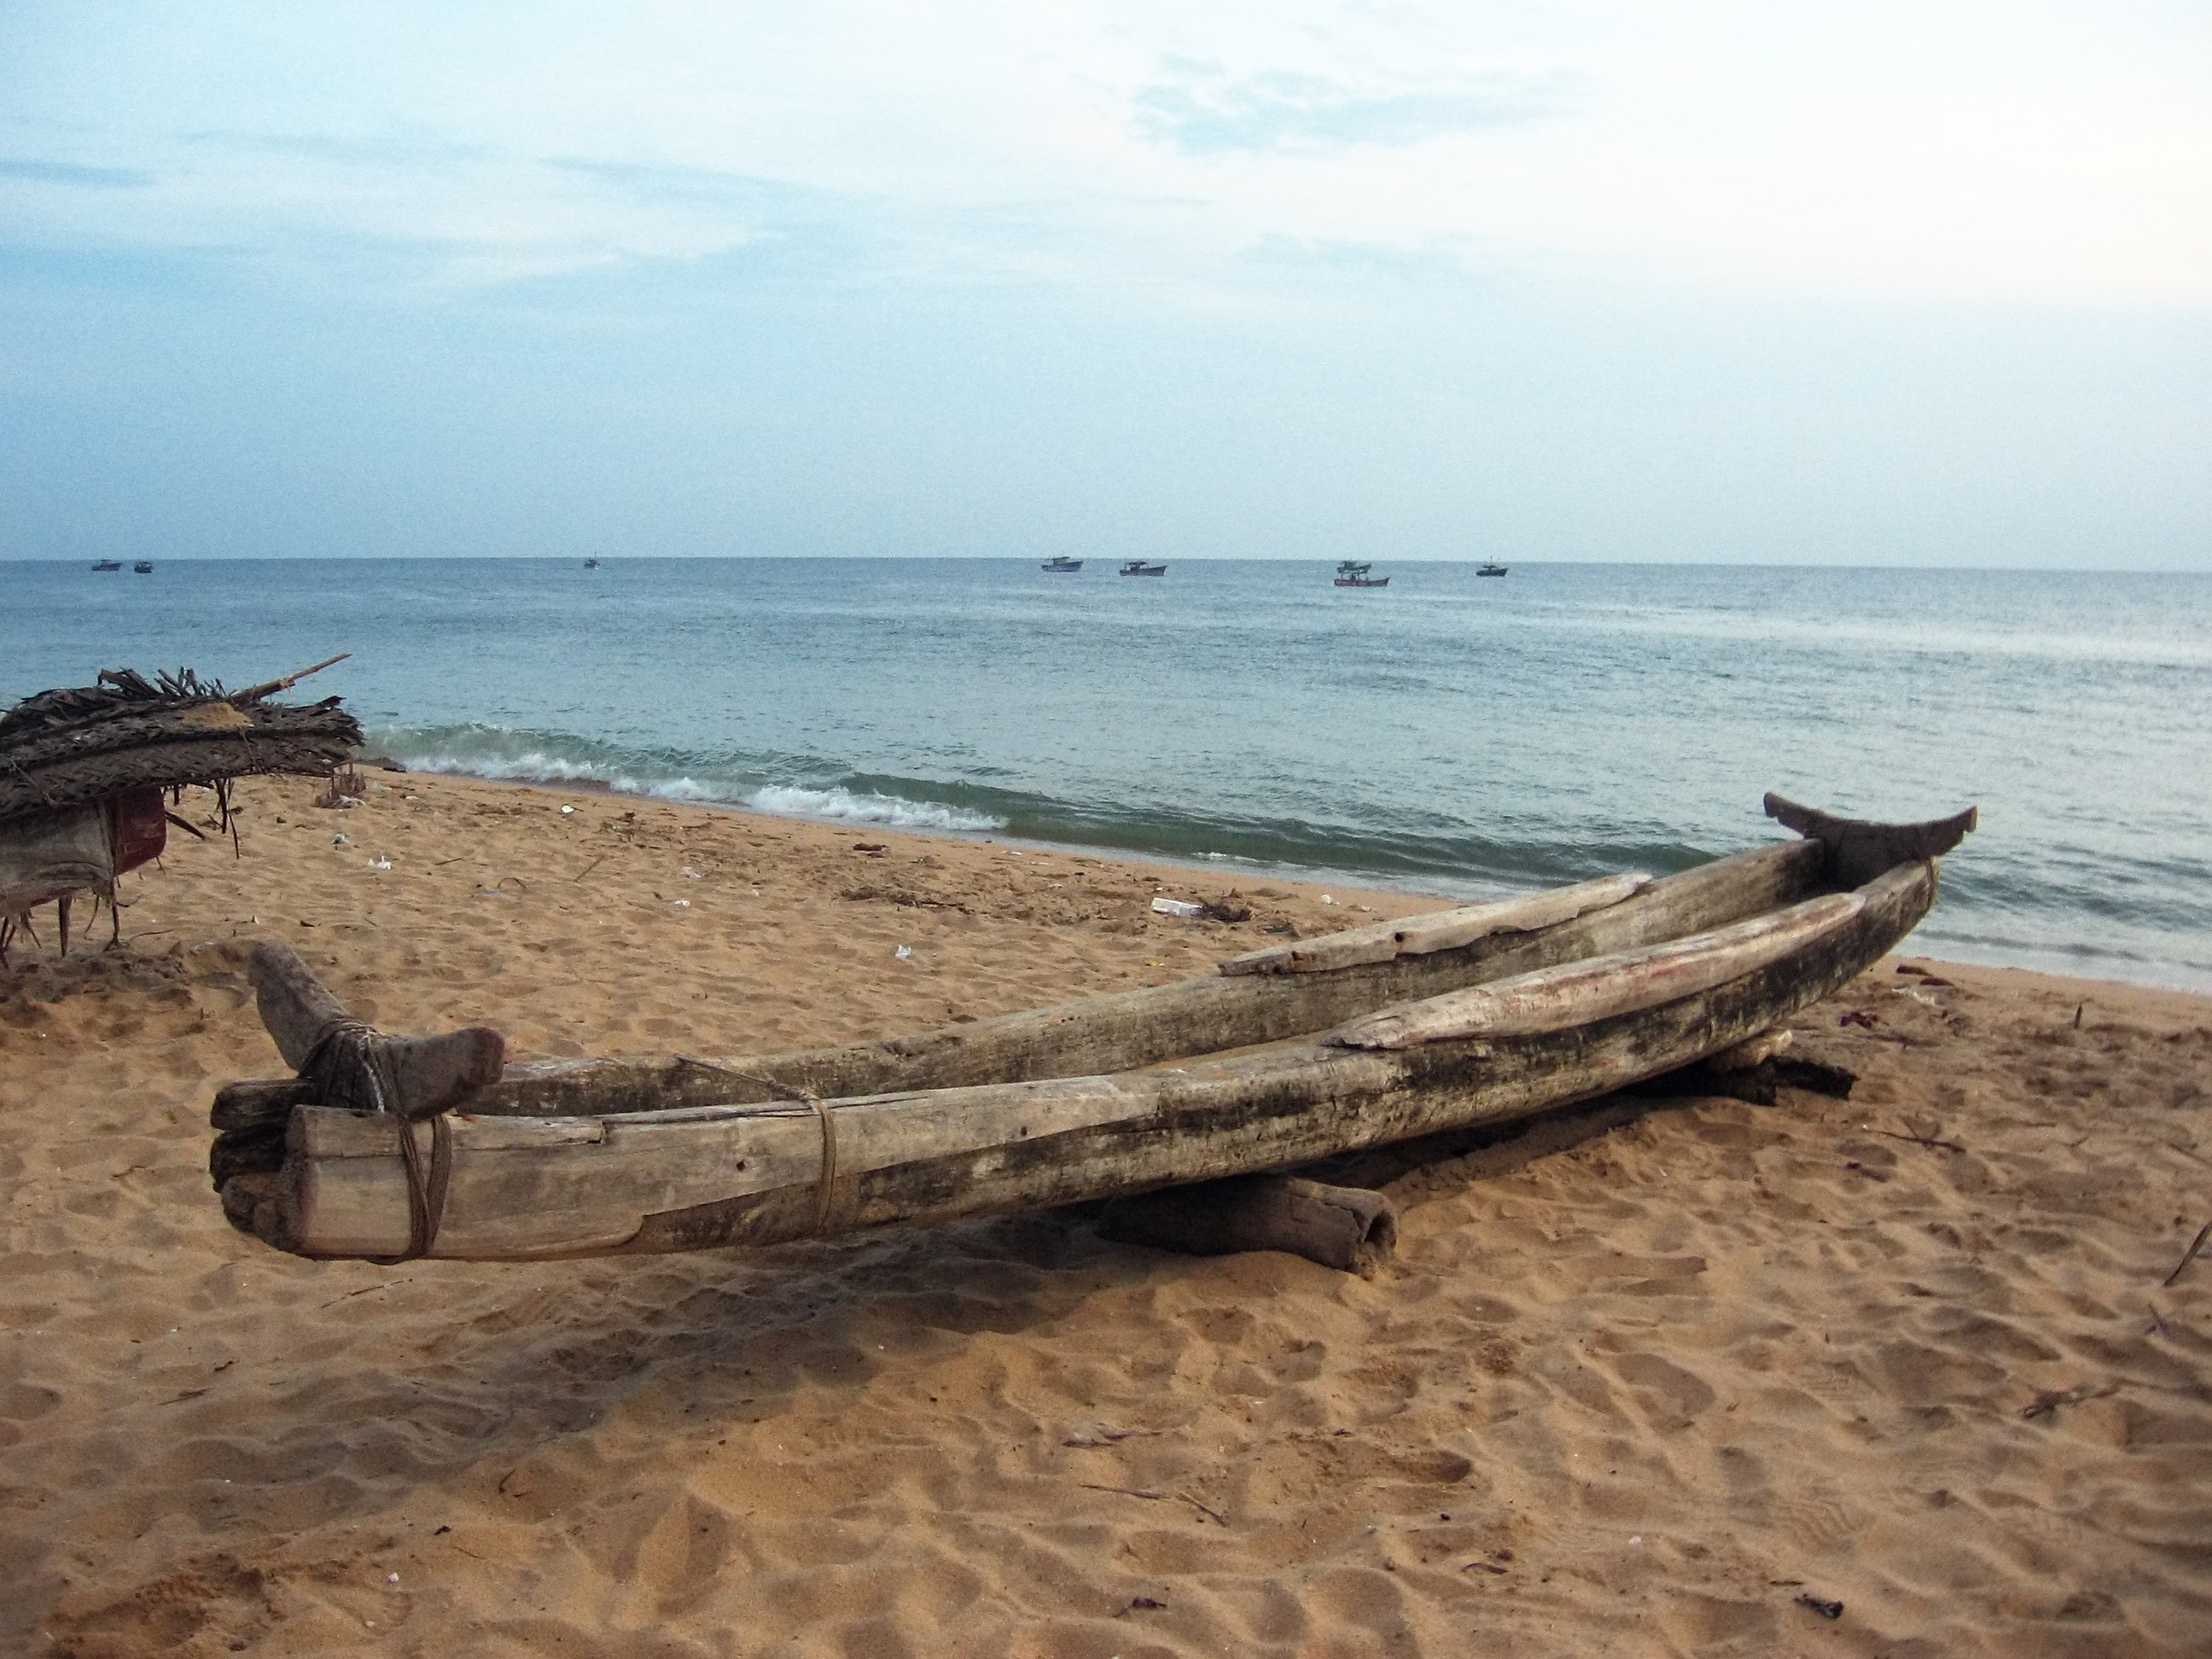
207,794,1973,1266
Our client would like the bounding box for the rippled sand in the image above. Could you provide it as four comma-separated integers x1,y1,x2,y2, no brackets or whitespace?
4,772,2208,1656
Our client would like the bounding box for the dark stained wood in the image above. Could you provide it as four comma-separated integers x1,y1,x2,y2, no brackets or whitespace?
1099,1175,1398,1275
1763,793,1976,888
247,940,504,1120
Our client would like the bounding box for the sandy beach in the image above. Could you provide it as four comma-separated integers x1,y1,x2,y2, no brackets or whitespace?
5,770,2209,1657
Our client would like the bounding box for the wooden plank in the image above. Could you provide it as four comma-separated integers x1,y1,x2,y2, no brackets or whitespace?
262,859,1932,1260
1217,872,1651,975
291,1109,609,1159
248,939,351,1069
1324,892,1865,1049
283,1074,1161,1257
469,840,1826,1118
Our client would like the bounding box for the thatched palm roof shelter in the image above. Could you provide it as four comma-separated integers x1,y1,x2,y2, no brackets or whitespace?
1,659,362,956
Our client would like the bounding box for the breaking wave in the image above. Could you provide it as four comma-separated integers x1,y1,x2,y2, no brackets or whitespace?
370,724,1005,834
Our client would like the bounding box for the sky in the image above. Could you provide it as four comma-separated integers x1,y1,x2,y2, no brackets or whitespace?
2,2,2207,567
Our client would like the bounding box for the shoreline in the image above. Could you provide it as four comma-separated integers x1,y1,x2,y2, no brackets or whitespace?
399,761,2209,998
4,769,2209,1655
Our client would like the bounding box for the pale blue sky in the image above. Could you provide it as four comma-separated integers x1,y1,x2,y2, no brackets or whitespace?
3,2,2207,566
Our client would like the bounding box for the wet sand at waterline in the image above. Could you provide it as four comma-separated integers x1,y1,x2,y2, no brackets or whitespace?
3,771,2208,1657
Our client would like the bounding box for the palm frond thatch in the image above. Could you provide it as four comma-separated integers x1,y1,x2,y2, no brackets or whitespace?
0,666,364,828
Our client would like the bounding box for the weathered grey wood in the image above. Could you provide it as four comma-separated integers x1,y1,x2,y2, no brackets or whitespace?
250,859,1934,1260
1763,794,1976,888
1099,1176,1398,1274
1217,872,1651,975
463,840,1828,1119
291,1109,610,1159
248,940,352,1068
276,1073,1161,1257
246,940,505,1119
211,1076,317,1133
1324,893,1863,1049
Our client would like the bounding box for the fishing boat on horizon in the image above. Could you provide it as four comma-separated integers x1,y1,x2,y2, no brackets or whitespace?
584,557,600,569
1334,560,1388,588
1042,556,1083,573
90,559,123,572
1476,562,1508,578
1119,561,1167,577
132,561,154,574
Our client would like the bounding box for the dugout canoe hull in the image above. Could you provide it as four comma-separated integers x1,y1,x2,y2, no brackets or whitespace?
210,797,1967,1264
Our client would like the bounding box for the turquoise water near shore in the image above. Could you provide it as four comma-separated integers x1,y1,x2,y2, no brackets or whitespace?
5,558,2209,989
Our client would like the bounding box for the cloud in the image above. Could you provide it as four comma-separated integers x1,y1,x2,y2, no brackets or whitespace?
0,4,2203,308
0,157,153,189
1133,64,1568,154
178,128,485,169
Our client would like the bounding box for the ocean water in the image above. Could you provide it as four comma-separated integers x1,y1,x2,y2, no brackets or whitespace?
4,558,2209,990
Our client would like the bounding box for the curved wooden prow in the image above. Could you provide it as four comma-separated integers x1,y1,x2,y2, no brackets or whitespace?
1763,793,1976,888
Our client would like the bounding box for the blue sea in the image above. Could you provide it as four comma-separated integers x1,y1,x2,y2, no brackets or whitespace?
4,558,2209,990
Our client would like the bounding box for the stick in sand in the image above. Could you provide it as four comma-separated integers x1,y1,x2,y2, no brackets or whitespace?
2163,1219,2212,1289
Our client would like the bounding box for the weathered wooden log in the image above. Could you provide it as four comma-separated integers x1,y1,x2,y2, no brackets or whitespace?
237,859,1936,1260
247,940,504,1120
249,940,351,1068
1634,1046,1857,1109
1099,1176,1399,1275
212,1076,318,1134
1217,872,1651,975
457,839,1831,1118
1763,794,1976,888
1324,893,1863,1050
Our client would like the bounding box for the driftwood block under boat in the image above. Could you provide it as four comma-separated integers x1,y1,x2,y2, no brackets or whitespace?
207,797,1973,1265
1100,1177,1399,1275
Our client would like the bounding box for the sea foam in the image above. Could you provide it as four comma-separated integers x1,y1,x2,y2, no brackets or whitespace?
380,731,1004,834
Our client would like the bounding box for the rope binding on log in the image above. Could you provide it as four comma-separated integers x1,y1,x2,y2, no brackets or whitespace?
299,1014,453,1262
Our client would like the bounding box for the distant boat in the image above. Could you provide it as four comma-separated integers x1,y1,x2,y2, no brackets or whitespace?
132,561,154,573
1476,562,1508,578
584,557,600,568
1042,556,1083,573
90,559,122,572
1335,573,1389,588
1336,560,1371,574
1119,561,1167,577
1335,560,1388,587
